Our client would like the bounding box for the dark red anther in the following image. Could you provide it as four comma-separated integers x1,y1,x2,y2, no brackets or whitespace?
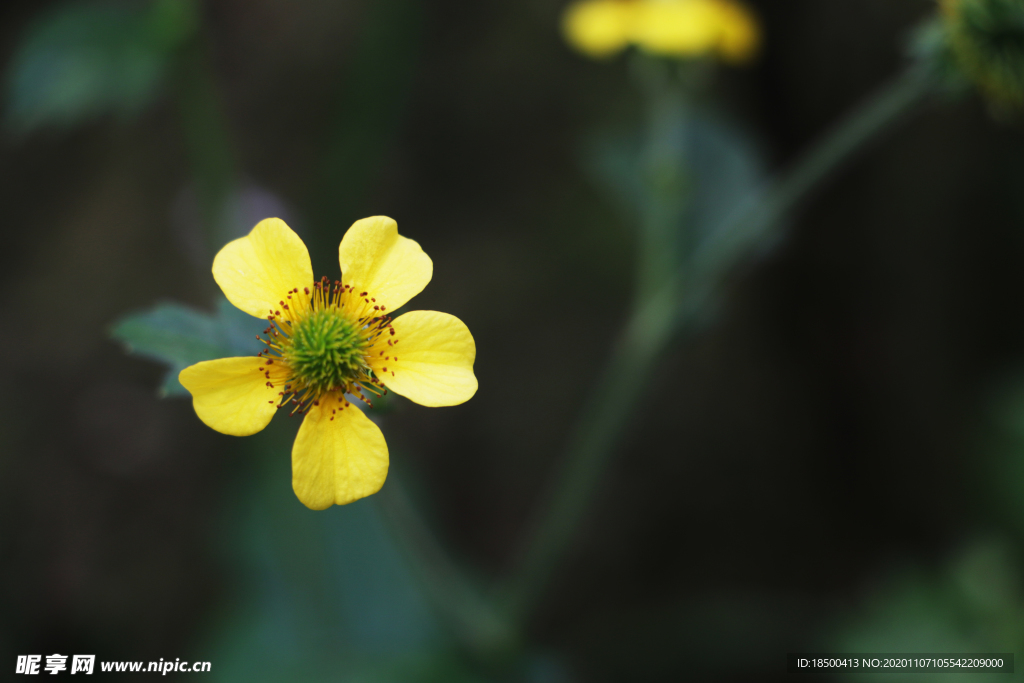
371,297,376,302
360,291,367,297
380,306,386,311
304,287,310,295
266,359,273,364
374,306,379,311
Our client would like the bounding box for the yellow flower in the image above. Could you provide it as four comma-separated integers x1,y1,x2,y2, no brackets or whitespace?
562,0,759,63
179,217,478,510
561,0,635,57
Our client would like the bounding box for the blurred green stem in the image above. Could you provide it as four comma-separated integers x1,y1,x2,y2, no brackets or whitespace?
310,0,420,263
170,33,238,262
689,66,935,286
501,65,936,626
633,57,692,303
376,475,515,660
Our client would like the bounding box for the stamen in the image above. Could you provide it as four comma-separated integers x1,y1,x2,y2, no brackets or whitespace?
248,278,399,416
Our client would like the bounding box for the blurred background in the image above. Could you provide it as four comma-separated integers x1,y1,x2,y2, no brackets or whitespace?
4,0,1024,680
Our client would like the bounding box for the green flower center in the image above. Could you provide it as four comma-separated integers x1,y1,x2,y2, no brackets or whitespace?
284,308,368,397
256,280,391,415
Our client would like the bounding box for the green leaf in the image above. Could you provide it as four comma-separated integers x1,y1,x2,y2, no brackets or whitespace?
683,113,764,251
586,109,763,249
200,420,459,682
975,369,1024,536
5,0,198,134
584,106,763,305
110,297,263,397
829,540,1024,683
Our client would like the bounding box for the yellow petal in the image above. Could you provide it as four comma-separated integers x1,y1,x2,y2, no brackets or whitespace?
631,0,759,62
369,310,477,408
179,357,284,436
715,1,759,63
291,396,389,509
338,216,432,313
562,0,635,58
631,1,721,57
213,218,314,319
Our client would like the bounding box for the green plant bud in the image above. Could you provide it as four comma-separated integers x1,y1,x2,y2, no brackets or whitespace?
942,0,1024,105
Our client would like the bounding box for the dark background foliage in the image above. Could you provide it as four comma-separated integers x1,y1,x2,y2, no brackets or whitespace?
3,0,1024,680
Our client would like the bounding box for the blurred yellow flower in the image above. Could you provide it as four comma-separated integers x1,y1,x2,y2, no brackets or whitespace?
562,0,759,63
179,217,478,510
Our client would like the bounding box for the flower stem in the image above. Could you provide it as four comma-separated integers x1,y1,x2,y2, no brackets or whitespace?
689,65,936,288
376,474,516,661
170,31,238,263
500,65,936,627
